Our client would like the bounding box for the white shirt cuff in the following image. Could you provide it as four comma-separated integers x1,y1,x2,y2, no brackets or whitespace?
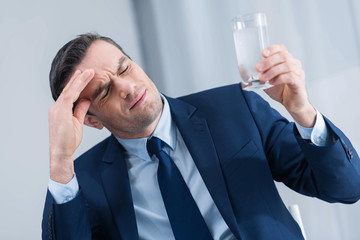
295,109,329,146
48,174,79,204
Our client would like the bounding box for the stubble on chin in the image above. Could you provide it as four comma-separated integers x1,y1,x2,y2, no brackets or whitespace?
136,96,163,130
121,95,163,138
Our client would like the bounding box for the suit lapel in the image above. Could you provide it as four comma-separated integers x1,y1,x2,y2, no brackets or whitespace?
98,97,241,239
167,97,242,239
100,136,139,240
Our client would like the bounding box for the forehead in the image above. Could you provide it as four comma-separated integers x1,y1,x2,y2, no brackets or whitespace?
77,40,124,71
76,40,125,100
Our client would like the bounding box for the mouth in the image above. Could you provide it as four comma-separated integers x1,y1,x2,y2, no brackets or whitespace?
129,89,147,110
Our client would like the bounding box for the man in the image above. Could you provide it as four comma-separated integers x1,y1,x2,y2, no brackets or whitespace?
42,33,360,240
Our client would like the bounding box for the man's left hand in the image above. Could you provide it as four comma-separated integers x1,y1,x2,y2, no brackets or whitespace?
256,44,316,128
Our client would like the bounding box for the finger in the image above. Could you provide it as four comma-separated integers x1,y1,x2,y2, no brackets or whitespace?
268,72,299,86
68,69,95,102
59,69,95,103
73,99,91,123
262,44,289,58
259,59,302,82
256,51,292,72
62,70,82,93
62,69,94,96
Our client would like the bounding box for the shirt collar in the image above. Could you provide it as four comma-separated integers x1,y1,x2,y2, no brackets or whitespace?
115,95,176,161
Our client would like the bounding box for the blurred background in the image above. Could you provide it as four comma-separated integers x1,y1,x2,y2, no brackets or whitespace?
0,0,359,239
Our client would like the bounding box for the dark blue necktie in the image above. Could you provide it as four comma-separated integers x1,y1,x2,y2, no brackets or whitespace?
147,137,213,240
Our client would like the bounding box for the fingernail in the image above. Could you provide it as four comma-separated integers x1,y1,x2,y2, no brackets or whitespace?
263,49,270,57
256,62,264,71
84,69,93,76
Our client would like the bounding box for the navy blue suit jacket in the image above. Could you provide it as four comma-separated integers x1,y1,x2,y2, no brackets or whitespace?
42,84,360,240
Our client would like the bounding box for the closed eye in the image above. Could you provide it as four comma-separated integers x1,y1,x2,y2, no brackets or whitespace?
118,65,129,75
102,85,111,99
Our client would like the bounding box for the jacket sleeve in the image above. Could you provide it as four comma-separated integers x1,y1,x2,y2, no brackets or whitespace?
42,189,92,240
242,89,360,203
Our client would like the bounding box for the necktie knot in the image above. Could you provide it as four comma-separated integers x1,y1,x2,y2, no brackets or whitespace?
147,137,163,156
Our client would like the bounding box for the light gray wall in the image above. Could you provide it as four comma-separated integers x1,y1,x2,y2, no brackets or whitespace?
0,0,141,239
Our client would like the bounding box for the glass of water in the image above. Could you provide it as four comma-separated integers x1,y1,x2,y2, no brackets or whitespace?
232,13,272,90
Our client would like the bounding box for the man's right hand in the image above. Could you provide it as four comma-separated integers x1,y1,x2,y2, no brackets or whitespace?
48,69,94,184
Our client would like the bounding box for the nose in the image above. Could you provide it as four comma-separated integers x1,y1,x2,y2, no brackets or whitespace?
113,77,135,99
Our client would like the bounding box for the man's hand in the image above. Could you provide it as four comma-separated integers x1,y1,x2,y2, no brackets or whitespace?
256,44,316,128
48,69,94,184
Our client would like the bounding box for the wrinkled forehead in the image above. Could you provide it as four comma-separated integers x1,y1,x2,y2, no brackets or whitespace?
74,41,124,99
76,40,125,73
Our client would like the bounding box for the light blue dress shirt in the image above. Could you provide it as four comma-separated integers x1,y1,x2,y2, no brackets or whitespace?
49,96,329,240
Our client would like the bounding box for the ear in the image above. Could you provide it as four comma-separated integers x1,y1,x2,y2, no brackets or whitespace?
84,114,104,130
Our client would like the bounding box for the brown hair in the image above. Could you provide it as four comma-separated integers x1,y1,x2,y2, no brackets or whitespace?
49,33,130,101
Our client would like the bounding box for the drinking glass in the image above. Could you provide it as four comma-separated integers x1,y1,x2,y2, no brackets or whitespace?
232,13,272,90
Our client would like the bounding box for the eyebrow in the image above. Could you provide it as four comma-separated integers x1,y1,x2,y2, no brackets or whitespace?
93,56,127,100
116,56,127,74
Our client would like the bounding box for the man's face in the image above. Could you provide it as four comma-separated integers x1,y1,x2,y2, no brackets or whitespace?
76,40,163,139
